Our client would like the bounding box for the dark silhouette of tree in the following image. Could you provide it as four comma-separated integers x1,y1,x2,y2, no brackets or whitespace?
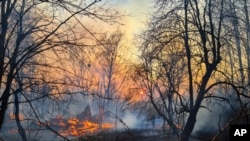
137,0,250,140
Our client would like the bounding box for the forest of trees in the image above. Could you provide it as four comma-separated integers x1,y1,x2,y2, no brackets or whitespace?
135,0,250,141
1,0,250,141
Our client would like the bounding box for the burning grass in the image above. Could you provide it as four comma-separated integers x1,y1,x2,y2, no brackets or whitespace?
58,118,114,137
47,105,115,138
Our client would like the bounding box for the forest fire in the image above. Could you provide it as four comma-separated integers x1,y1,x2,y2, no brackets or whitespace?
101,123,113,129
58,118,114,137
50,105,114,137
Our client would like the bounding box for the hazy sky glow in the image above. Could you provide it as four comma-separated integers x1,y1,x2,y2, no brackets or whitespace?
113,0,153,34
108,0,154,59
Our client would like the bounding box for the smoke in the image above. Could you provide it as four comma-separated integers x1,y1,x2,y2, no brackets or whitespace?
192,91,240,139
120,111,139,129
192,106,218,138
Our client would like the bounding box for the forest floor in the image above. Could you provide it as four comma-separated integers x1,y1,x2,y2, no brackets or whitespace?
71,129,212,141
0,129,213,141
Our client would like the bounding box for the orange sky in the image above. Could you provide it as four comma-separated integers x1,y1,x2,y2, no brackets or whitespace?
112,0,153,59
28,0,155,100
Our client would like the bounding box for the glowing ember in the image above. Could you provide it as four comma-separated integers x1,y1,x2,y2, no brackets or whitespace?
83,120,98,129
69,126,78,136
101,123,113,129
165,124,183,130
57,117,114,137
50,105,115,137
68,117,79,125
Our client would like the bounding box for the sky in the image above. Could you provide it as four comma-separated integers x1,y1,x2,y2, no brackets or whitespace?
109,0,154,59
112,0,153,34
112,0,153,32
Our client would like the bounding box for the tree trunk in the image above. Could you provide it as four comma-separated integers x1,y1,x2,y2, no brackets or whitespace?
231,3,244,84
244,0,250,86
14,91,27,141
184,0,194,111
180,69,214,141
0,70,14,130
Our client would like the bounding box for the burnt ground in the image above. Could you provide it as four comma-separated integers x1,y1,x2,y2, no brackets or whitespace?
0,129,215,141
71,129,212,141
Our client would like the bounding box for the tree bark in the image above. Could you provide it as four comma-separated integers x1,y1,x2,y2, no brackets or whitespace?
243,0,250,86
180,69,214,141
14,91,27,141
184,0,194,111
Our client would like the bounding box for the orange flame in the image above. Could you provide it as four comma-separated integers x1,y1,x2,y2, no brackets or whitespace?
58,117,114,137
101,123,113,129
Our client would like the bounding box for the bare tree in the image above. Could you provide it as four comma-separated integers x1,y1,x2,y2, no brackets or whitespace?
133,28,188,135
96,31,124,106
89,31,131,123
0,0,120,139
137,0,250,140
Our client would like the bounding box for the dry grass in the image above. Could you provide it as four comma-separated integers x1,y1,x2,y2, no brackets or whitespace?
70,130,208,141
